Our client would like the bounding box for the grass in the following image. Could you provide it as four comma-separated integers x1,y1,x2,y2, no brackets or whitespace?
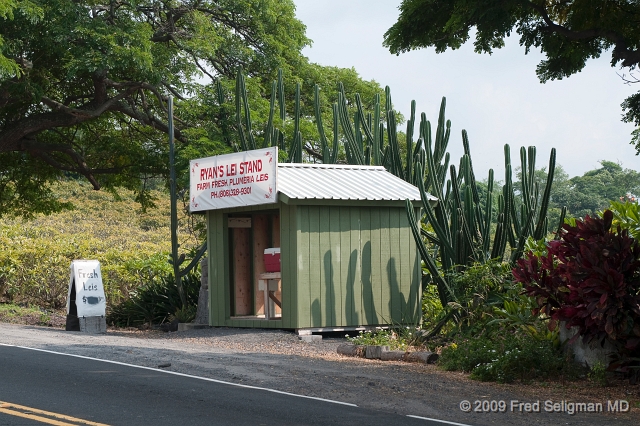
0,303,65,327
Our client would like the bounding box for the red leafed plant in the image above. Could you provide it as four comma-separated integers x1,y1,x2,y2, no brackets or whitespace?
512,210,640,358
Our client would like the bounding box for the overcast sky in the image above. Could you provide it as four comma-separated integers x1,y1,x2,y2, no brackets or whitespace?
293,1,639,180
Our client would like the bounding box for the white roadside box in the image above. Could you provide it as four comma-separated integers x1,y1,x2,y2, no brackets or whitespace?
66,260,107,333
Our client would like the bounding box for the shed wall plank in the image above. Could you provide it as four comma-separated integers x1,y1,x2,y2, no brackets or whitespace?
339,207,352,326
318,206,334,327
280,205,294,325
389,208,402,323
329,207,342,327
359,207,374,325
379,208,391,323
309,206,323,327
370,209,382,325
349,208,363,325
398,211,417,324
295,206,310,328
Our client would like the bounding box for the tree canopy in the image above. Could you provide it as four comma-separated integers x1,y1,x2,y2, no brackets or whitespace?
0,1,395,219
383,0,640,150
0,0,312,216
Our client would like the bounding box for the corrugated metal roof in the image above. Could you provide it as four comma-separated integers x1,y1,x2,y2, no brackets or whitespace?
277,163,436,202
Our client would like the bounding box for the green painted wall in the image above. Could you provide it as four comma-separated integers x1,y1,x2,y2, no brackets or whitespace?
295,205,421,328
207,201,421,329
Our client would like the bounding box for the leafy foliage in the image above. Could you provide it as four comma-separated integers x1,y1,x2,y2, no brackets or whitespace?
445,260,518,331
553,161,640,219
608,200,640,240
347,326,425,351
0,179,200,308
383,0,640,149
439,332,572,384
513,210,640,357
107,272,200,328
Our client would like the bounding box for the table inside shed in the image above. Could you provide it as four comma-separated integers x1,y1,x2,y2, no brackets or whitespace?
258,272,282,320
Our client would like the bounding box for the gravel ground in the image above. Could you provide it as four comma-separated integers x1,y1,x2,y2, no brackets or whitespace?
1,323,639,426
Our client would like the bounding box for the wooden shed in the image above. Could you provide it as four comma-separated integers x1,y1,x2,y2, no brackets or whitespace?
202,161,435,331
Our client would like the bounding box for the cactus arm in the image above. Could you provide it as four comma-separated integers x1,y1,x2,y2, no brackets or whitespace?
331,103,339,164
235,69,248,151
382,145,391,170
356,93,375,142
405,100,416,181
433,97,447,164
510,206,536,264
481,169,494,257
386,110,403,177
372,94,381,165
337,87,364,165
406,199,454,306
533,148,556,240
462,131,481,205
520,146,531,213
555,206,567,240
293,83,300,141
528,146,537,200
277,69,285,126
313,84,329,161
264,80,277,149
214,80,234,150
416,163,456,259
236,71,256,150
491,212,506,260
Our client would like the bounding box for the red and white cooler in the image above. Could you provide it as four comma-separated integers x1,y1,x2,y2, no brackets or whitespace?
263,248,281,272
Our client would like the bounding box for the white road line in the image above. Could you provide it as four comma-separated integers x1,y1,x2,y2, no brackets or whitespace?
0,343,357,407
407,414,474,426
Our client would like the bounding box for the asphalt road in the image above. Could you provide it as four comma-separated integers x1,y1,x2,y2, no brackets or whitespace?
0,345,452,426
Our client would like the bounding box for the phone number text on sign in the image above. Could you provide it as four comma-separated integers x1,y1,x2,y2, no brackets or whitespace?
212,186,253,198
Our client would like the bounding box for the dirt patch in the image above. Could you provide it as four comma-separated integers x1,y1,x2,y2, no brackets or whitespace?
0,306,66,328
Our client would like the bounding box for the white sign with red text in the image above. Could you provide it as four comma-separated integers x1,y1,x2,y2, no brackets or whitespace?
190,147,277,211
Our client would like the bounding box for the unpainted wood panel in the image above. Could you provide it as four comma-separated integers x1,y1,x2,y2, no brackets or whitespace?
233,228,252,316
253,214,269,315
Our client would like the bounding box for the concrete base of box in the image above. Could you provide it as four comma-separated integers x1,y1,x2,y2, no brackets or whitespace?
79,316,106,334
177,323,210,332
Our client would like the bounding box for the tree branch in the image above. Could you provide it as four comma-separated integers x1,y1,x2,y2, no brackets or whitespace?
527,1,640,67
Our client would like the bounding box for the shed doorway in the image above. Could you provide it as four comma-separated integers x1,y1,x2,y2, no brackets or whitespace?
228,211,282,320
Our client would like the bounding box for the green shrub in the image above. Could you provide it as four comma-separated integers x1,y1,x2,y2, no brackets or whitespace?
439,331,572,383
514,210,640,361
107,272,200,327
347,326,425,351
0,180,202,309
445,260,520,333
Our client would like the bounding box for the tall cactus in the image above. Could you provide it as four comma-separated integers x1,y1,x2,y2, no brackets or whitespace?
220,69,564,310
406,97,559,305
